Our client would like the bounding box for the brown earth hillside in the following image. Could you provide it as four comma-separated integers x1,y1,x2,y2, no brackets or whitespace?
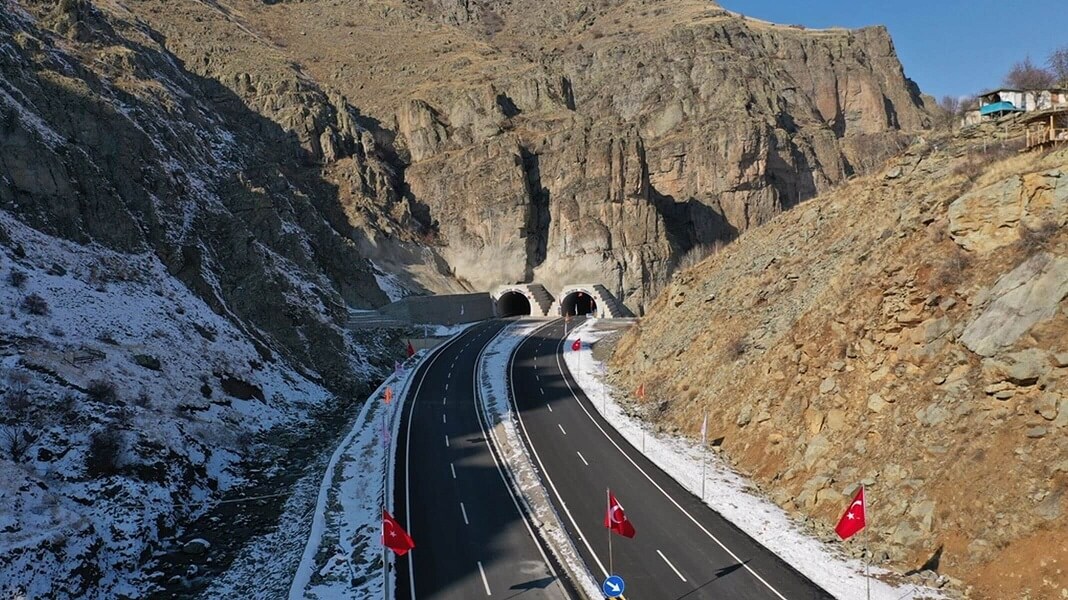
608,126,1068,600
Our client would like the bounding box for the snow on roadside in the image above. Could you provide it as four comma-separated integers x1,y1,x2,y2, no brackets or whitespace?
564,320,946,600
288,325,474,600
477,320,601,599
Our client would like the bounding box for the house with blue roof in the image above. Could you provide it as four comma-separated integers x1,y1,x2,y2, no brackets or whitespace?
962,88,1068,125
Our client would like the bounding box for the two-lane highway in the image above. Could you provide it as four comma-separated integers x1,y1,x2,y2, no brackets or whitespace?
510,319,832,600
394,321,571,600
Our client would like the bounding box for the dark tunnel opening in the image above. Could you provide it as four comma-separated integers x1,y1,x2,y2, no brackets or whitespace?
497,291,532,317
560,291,595,317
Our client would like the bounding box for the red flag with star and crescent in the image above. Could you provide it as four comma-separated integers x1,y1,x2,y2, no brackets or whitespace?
571,338,581,352
834,486,866,540
604,490,636,538
382,509,415,555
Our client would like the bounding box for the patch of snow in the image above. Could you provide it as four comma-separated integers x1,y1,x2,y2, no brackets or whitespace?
562,320,947,600
287,327,476,599
370,261,411,303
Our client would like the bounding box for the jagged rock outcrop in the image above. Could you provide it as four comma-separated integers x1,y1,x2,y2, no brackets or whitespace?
381,2,934,311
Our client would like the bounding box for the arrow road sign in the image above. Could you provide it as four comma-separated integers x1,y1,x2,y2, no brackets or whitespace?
602,575,625,597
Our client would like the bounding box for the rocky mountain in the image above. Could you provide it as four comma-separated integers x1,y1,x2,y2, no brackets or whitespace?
1,0,936,596
70,0,932,312
606,127,1068,599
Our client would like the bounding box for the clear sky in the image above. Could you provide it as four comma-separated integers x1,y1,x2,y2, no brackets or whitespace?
719,0,1065,99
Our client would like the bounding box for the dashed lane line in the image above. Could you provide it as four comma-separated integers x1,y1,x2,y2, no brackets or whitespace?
658,550,687,582
477,561,492,596
577,451,589,466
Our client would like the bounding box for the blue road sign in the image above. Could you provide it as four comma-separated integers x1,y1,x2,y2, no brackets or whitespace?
602,575,625,597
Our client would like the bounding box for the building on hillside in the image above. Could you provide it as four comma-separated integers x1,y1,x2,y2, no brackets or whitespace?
1023,109,1068,151
962,88,1068,126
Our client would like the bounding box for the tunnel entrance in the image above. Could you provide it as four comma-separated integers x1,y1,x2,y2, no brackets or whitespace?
560,291,596,316
497,291,532,317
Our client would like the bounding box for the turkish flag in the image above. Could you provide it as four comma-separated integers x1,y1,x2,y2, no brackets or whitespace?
604,491,636,538
382,510,415,555
384,387,393,404
571,339,581,352
834,486,866,540
406,340,416,358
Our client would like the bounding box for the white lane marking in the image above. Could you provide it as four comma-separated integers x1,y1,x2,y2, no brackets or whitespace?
445,382,449,392
404,325,492,600
450,463,457,479
557,424,567,435
444,435,450,448
442,397,447,405
442,414,447,424
477,561,492,596
540,388,545,395
576,451,589,466
460,502,470,525
508,320,609,578
552,333,790,600
546,404,553,413
658,549,687,582
535,374,540,382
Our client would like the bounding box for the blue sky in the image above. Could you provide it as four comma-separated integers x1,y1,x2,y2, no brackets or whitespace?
719,1,1065,99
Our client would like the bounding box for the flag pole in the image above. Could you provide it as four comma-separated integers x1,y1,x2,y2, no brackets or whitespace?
864,484,871,600
382,392,388,600
607,488,613,576
701,411,707,501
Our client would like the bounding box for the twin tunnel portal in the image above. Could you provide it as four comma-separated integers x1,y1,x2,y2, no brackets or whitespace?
491,283,629,320
497,291,595,318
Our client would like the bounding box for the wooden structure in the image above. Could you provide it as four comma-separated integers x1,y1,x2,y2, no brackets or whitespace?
1023,109,1068,151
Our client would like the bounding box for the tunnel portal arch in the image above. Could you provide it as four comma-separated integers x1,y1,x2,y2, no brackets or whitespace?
560,289,596,317
496,290,532,317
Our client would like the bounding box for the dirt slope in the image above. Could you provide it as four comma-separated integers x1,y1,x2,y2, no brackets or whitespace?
609,125,1068,599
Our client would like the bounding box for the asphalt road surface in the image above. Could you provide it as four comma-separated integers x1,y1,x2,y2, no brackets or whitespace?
394,321,572,600
509,318,833,600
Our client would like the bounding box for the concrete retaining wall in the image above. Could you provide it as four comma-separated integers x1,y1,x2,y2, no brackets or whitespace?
379,293,494,325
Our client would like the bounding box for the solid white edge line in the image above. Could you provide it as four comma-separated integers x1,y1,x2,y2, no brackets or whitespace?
461,502,470,525
554,325,791,600
657,549,687,582
404,324,490,600
510,321,610,579
472,321,566,595
477,560,492,596
576,451,589,466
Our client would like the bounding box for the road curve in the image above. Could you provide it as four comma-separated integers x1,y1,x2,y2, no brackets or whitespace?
509,318,833,600
393,321,571,600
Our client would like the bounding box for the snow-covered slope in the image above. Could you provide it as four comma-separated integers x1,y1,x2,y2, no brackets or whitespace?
0,210,362,597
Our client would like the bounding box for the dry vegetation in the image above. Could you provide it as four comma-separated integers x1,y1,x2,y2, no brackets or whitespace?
608,125,1068,599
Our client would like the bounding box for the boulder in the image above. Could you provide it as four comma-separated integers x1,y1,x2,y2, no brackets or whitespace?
981,349,1050,386
947,177,1023,253
182,538,211,555
960,254,1068,357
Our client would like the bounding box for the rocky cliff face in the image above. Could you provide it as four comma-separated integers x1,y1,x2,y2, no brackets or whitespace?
87,0,932,312
384,2,934,310
607,128,1068,599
